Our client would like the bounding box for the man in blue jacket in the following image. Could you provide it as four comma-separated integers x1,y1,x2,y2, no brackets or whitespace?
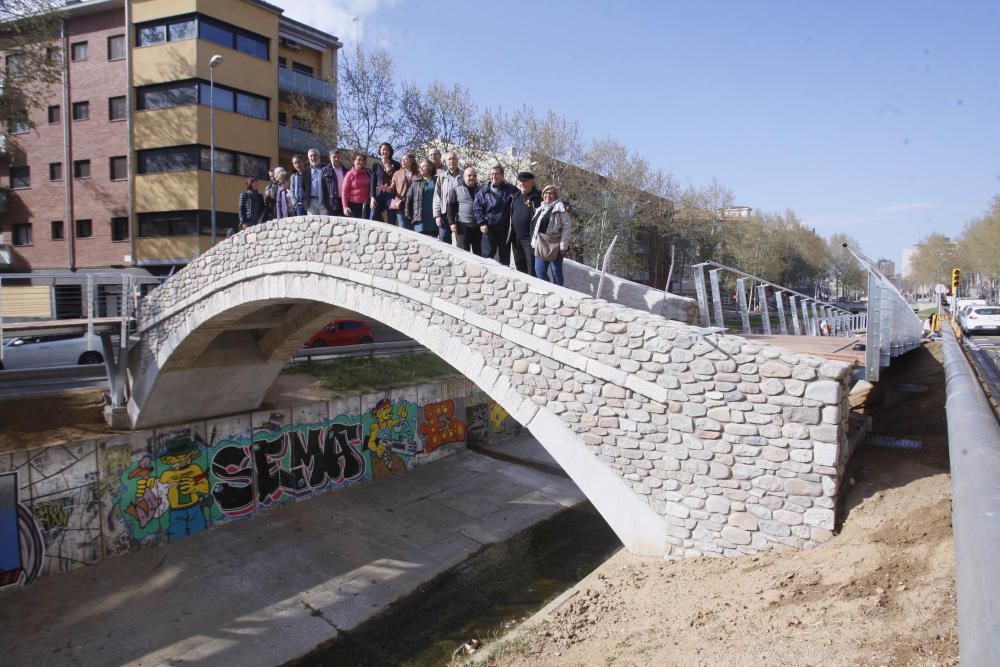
474,164,517,264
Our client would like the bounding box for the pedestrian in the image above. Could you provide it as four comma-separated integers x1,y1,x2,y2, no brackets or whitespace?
389,151,418,229
306,148,325,214
531,184,572,285
322,149,348,216
428,147,445,176
508,170,541,276
369,142,400,223
262,168,279,222
447,167,482,255
341,153,371,219
289,154,311,216
405,159,438,237
273,167,294,220
434,151,462,244
238,177,265,230
474,164,517,263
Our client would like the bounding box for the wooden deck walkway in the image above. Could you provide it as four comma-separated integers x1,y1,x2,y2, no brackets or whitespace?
742,334,865,365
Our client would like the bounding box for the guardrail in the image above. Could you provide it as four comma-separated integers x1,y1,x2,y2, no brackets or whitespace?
292,339,426,362
842,245,922,382
691,261,863,338
941,323,1000,665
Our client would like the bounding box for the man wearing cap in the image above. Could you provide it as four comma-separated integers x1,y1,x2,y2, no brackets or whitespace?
474,164,518,264
508,170,542,275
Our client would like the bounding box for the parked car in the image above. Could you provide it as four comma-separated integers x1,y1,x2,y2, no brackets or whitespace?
0,332,104,370
302,319,374,348
962,305,1000,335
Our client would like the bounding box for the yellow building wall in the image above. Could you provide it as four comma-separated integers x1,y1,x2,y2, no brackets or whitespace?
131,0,198,23
279,45,327,79
136,237,200,263
134,106,275,160
0,286,52,319
135,171,249,213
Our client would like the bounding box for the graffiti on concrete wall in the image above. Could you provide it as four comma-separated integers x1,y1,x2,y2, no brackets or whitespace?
0,381,469,589
0,472,43,589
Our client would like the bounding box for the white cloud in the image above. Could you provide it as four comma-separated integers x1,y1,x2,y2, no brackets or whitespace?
278,0,396,48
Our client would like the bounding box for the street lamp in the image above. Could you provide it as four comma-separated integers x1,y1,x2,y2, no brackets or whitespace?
209,54,223,247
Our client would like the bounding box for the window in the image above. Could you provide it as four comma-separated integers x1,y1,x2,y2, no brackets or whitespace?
74,160,91,179
278,56,286,68
9,166,30,189
71,41,88,62
72,101,89,121
138,211,238,237
107,35,126,61
75,219,92,238
49,162,62,181
12,223,32,246
136,80,197,110
51,221,64,240
48,105,61,124
137,79,268,120
9,110,29,134
291,61,314,76
45,47,61,66
138,145,268,178
111,216,129,241
109,96,127,121
109,156,128,180
5,53,26,77
137,145,199,173
277,111,287,126
135,15,267,60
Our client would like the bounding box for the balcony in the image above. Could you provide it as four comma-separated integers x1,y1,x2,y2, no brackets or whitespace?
278,125,329,153
278,67,335,103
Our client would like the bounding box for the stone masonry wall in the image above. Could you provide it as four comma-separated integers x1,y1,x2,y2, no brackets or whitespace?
136,216,853,558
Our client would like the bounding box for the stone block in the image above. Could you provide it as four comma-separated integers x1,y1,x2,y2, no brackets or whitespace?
804,380,841,405
784,478,822,497
803,507,835,529
813,441,838,467
721,526,752,545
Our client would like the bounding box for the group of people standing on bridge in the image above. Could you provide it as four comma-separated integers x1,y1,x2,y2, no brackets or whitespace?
237,144,572,285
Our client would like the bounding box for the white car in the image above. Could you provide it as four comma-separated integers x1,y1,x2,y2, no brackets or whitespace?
0,332,104,370
962,305,1000,335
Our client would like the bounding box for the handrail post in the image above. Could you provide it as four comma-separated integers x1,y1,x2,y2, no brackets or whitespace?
709,268,725,330
693,264,710,327
758,284,771,335
775,291,788,335
735,278,751,334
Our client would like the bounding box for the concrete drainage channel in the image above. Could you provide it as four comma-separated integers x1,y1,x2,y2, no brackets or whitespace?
286,503,621,667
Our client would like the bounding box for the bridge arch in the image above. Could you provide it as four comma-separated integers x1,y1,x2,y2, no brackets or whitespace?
131,216,853,559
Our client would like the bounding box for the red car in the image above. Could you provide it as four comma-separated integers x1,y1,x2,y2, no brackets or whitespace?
302,319,375,348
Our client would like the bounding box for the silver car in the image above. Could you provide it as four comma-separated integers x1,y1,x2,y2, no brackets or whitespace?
0,332,104,370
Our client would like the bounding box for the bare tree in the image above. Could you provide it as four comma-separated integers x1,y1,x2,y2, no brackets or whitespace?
336,45,399,155
0,0,64,155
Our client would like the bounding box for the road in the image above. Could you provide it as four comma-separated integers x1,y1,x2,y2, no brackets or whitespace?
0,321,416,399
961,331,1000,402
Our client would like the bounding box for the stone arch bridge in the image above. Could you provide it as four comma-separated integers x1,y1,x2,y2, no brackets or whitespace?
129,215,853,559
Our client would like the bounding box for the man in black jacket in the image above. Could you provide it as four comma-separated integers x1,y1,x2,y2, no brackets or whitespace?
475,164,518,264
508,171,541,275
321,150,349,215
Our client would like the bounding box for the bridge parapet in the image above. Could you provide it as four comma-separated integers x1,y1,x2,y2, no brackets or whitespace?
133,216,853,558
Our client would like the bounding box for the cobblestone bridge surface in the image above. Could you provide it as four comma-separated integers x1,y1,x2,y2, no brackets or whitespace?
131,215,853,558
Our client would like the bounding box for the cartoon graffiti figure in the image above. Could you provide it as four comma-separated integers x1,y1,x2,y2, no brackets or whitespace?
123,456,170,528
366,398,408,477
136,436,210,540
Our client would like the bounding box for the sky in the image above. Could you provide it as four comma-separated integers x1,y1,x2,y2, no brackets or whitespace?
280,0,1000,268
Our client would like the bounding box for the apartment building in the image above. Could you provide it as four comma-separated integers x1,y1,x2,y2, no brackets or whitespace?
0,0,340,276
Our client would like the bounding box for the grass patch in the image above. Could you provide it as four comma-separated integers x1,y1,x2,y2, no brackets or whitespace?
283,352,457,391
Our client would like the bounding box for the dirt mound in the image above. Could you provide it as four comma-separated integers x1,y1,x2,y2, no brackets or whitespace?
488,342,958,666
0,388,114,453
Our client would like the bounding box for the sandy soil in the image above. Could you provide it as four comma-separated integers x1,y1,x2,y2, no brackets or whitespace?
0,388,116,453
484,342,958,667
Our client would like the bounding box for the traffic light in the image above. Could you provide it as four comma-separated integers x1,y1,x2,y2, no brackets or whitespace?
951,268,961,291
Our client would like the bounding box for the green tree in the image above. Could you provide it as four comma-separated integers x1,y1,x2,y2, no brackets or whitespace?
908,232,957,287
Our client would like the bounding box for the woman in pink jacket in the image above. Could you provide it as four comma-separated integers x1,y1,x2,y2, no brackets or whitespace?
341,153,371,218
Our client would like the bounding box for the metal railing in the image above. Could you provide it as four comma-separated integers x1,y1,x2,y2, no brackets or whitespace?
278,67,336,103
0,272,162,410
691,261,864,338
842,245,922,382
292,339,426,362
941,323,1000,665
278,125,330,154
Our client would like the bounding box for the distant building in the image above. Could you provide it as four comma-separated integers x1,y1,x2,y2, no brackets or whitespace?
1,0,341,275
717,206,752,220
876,258,896,278
901,247,916,278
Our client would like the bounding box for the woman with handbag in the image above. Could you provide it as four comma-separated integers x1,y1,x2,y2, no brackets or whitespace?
530,185,572,285
389,152,418,229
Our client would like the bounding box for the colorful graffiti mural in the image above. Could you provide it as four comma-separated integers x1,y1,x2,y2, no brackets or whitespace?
0,381,472,590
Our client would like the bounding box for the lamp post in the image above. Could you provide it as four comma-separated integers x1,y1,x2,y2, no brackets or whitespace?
209,54,223,247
